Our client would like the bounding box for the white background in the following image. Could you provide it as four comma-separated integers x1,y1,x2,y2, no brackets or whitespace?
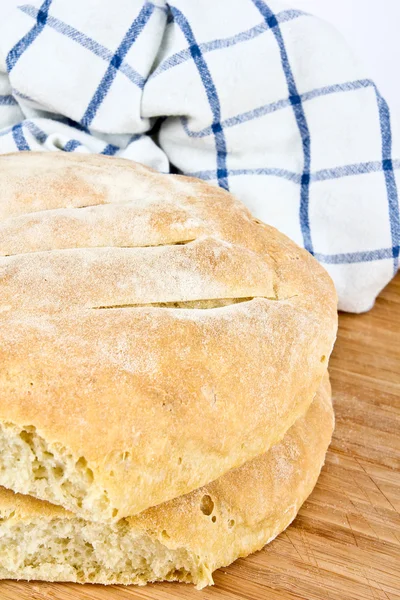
289,0,400,118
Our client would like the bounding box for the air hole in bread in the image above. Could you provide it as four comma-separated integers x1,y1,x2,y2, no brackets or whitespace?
76,457,88,468
32,460,47,479
52,466,64,479
320,355,326,363
200,495,214,516
166,567,191,581
228,519,235,528
19,429,35,449
211,516,216,523
76,458,94,484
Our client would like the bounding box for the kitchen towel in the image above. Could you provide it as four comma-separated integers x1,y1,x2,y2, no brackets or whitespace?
0,0,399,312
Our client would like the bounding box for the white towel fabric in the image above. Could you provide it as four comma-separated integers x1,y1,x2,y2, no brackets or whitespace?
0,0,399,312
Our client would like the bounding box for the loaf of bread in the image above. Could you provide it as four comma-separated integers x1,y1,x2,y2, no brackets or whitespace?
0,153,337,523
0,376,333,588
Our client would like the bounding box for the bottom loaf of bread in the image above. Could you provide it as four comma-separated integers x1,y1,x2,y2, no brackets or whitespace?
0,374,333,589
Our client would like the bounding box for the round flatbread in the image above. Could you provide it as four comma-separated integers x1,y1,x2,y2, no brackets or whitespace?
0,153,337,520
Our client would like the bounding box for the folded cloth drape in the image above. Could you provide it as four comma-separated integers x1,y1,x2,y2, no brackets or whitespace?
0,0,398,312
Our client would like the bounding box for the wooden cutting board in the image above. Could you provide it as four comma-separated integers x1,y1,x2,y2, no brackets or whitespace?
1,275,399,600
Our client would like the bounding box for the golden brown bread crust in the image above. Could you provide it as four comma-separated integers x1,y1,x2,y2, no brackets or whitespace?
0,376,334,587
0,152,337,519
134,374,334,557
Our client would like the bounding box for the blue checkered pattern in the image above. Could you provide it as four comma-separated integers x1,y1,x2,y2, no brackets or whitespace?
0,0,398,312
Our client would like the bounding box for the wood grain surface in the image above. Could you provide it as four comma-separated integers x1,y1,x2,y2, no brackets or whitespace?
1,274,399,600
